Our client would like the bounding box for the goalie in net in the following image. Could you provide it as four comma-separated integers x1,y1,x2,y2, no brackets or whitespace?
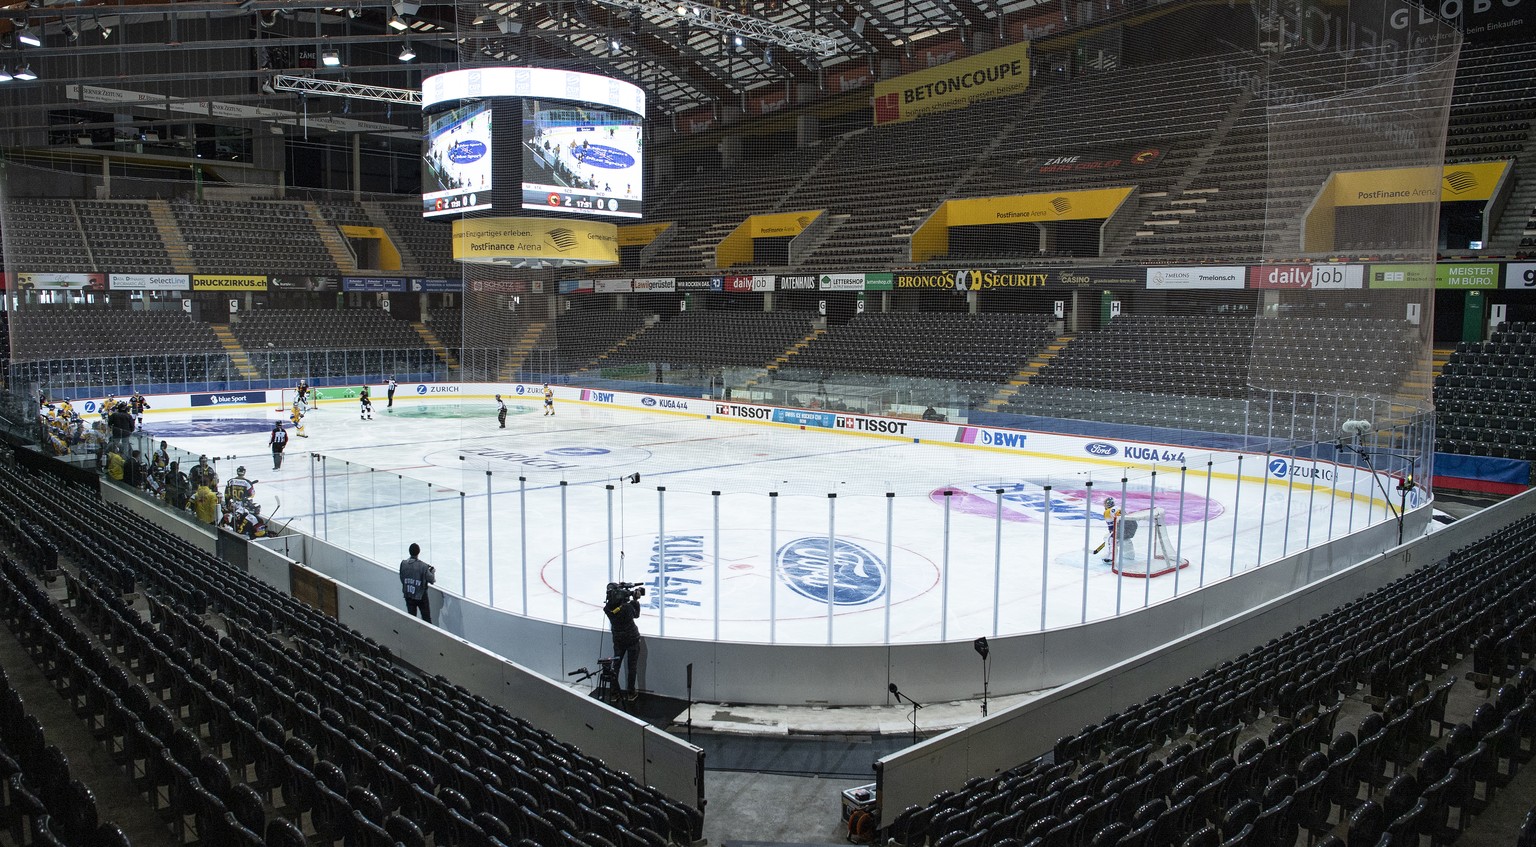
275,380,315,413
1102,499,1190,578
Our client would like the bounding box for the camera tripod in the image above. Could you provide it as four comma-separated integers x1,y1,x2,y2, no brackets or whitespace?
594,657,622,705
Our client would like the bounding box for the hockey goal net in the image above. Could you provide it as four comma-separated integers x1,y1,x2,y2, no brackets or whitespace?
1109,507,1190,578
274,387,316,412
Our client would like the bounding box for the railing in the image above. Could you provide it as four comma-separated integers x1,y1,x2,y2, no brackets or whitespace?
8,349,459,399
3,379,1434,646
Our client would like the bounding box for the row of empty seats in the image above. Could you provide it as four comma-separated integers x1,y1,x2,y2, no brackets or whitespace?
884,512,1536,847
0,458,704,847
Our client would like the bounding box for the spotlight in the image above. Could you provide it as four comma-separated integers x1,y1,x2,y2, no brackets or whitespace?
496,18,521,34
0,67,12,83
609,38,621,53
17,25,41,48
676,2,687,13
321,48,341,67
392,0,421,15
14,64,37,80
62,26,78,43
388,14,409,31
398,42,416,61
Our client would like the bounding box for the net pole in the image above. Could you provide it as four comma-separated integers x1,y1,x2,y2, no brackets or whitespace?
1305,439,1318,553
321,454,330,541
770,492,779,644
1081,480,1092,624
1115,477,1127,616
487,471,494,606
884,492,893,644
1283,392,1298,557
606,484,615,584
657,487,667,637
309,452,318,539
559,481,569,624
1144,470,1156,607
940,490,951,642
712,490,721,642
1346,396,1360,533
1174,467,1187,596
992,486,1003,637
460,491,467,598
1366,399,1382,526
1256,452,1271,571
1329,400,1342,542
1038,486,1050,633
519,476,529,615
827,492,837,645
1229,456,1242,577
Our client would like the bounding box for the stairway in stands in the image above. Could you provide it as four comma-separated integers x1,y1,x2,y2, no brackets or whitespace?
981,334,1073,411
360,200,423,275
582,324,651,375
302,203,357,273
144,200,197,274
209,325,260,379
729,327,826,395
497,321,548,381
410,322,459,373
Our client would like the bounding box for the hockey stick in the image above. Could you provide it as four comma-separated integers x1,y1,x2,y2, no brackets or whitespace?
1092,540,1107,554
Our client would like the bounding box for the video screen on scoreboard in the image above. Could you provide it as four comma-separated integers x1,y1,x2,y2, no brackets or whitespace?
521,100,643,219
422,101,493,218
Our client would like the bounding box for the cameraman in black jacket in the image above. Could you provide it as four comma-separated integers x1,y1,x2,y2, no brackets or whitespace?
604,583,644,701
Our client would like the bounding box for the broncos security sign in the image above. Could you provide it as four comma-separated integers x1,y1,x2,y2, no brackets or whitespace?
776,537,887,605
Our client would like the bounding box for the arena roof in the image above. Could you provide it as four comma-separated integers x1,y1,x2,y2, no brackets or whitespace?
0,0,1067,145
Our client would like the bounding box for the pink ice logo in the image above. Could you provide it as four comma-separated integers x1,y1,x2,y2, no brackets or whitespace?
931,481,1223,524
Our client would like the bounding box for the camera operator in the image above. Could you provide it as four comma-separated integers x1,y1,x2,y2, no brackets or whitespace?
604,583,644,702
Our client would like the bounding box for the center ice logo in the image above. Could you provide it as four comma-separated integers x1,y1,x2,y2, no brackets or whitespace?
545,447,609,457
776,537,887,605
449,140,486,164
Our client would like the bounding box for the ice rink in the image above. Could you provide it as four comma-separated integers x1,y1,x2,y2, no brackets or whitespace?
143,392,1397,645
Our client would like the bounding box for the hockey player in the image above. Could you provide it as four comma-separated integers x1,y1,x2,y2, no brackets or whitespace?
164,460,190,510
296,380,311,411
152,440,170,471
129,392,150,428
359,385,374,420
225,466,255,506
543,383,555,416
188,455,219,494
290,402,309,438
1100,497,1120,564
497,394,508,429
1102,497,1138,567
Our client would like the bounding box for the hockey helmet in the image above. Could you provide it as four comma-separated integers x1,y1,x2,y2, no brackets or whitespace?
236,466,246,476
1104,497,1115,509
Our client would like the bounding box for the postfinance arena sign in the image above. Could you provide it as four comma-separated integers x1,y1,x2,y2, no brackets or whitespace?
452,217,619,267
873,41,1030,126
